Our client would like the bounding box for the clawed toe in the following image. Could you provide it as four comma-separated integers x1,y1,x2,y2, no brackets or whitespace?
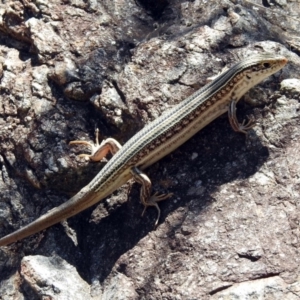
141,192,173,226
150,192,173,202
228,100,256,134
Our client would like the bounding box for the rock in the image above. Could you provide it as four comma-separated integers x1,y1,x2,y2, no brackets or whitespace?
20,255,91,299
0,0,300,299
211,276,300,299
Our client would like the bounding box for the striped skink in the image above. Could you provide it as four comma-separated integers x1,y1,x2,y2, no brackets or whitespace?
0,54,287,246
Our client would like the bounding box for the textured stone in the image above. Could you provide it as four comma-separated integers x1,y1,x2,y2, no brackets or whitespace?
0,0,299,299
21,255,90,299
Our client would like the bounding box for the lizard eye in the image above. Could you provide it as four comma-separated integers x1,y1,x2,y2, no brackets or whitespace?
263,62,271,68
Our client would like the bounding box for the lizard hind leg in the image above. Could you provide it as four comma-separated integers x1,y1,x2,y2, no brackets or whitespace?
69,128,122,162
131,167,173,226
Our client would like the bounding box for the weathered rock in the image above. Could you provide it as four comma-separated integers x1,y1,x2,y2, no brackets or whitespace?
211,276,300,300
0,0,299,299
21,255,91,299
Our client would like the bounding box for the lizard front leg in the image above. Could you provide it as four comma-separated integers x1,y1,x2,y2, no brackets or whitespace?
131,166,173,226
228,99,256,134
69,128,122,161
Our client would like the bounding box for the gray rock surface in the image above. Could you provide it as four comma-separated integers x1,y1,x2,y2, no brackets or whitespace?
20,255,91,299
0,0,300,299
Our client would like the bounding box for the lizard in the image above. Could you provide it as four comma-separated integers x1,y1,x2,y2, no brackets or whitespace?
0,53,287,246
